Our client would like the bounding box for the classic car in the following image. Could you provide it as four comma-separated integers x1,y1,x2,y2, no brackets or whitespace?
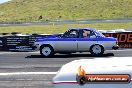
53,57,132,88
34,28,119,57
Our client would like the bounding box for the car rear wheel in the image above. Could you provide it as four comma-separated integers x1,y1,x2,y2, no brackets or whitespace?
40,45,54,57
90,45,104,56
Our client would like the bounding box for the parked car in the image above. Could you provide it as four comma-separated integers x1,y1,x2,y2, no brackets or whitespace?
53,57,132,88
34,28,119,57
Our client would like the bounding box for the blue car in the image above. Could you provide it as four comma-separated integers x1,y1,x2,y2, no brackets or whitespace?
34,28,119,57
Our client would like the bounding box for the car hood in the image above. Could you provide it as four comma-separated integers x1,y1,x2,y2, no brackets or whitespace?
104,37,117,41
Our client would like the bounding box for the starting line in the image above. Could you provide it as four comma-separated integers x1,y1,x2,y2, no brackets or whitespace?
0,72,57,76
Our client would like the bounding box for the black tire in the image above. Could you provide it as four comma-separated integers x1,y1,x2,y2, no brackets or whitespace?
90,44,104,56
40,45,54,57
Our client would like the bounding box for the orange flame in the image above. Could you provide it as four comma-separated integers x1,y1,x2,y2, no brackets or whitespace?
78,66,86,76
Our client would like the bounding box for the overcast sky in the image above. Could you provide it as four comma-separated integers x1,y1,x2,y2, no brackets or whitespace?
0,0,11,4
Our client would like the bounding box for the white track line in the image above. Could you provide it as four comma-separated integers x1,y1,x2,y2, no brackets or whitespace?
0,72,57,76
0,51,39,55
0,52,17,55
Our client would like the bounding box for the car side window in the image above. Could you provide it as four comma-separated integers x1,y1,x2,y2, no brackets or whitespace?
82,30,96,38
63,30,78,38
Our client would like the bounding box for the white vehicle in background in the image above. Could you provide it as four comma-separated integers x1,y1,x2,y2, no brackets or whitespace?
105,29,128,33
98,30,107,33
53,57,132,88
98,29,126,33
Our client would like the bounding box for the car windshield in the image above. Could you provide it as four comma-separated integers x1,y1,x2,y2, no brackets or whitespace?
93,29,105,37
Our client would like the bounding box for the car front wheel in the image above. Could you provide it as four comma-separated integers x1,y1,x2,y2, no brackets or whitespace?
40,45,54,57
90,45,104,56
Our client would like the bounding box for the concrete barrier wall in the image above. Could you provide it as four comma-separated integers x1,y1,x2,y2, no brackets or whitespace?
103,32,132,48
0,35,47,51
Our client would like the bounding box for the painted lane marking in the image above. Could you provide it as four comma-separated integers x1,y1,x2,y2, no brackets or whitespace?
0,51,39,55
0,52,18,55
53,80,132,84
0,72,57,76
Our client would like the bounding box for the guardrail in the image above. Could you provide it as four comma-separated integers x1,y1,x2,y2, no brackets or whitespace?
0,18,132,26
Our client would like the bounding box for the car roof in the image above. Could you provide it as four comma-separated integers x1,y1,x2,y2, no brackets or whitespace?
69,28,95,31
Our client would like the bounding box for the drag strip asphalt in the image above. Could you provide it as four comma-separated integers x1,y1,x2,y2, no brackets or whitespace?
0,49,132,88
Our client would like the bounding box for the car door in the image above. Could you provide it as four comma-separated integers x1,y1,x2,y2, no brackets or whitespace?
54,29,78,52
77,29,97,52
